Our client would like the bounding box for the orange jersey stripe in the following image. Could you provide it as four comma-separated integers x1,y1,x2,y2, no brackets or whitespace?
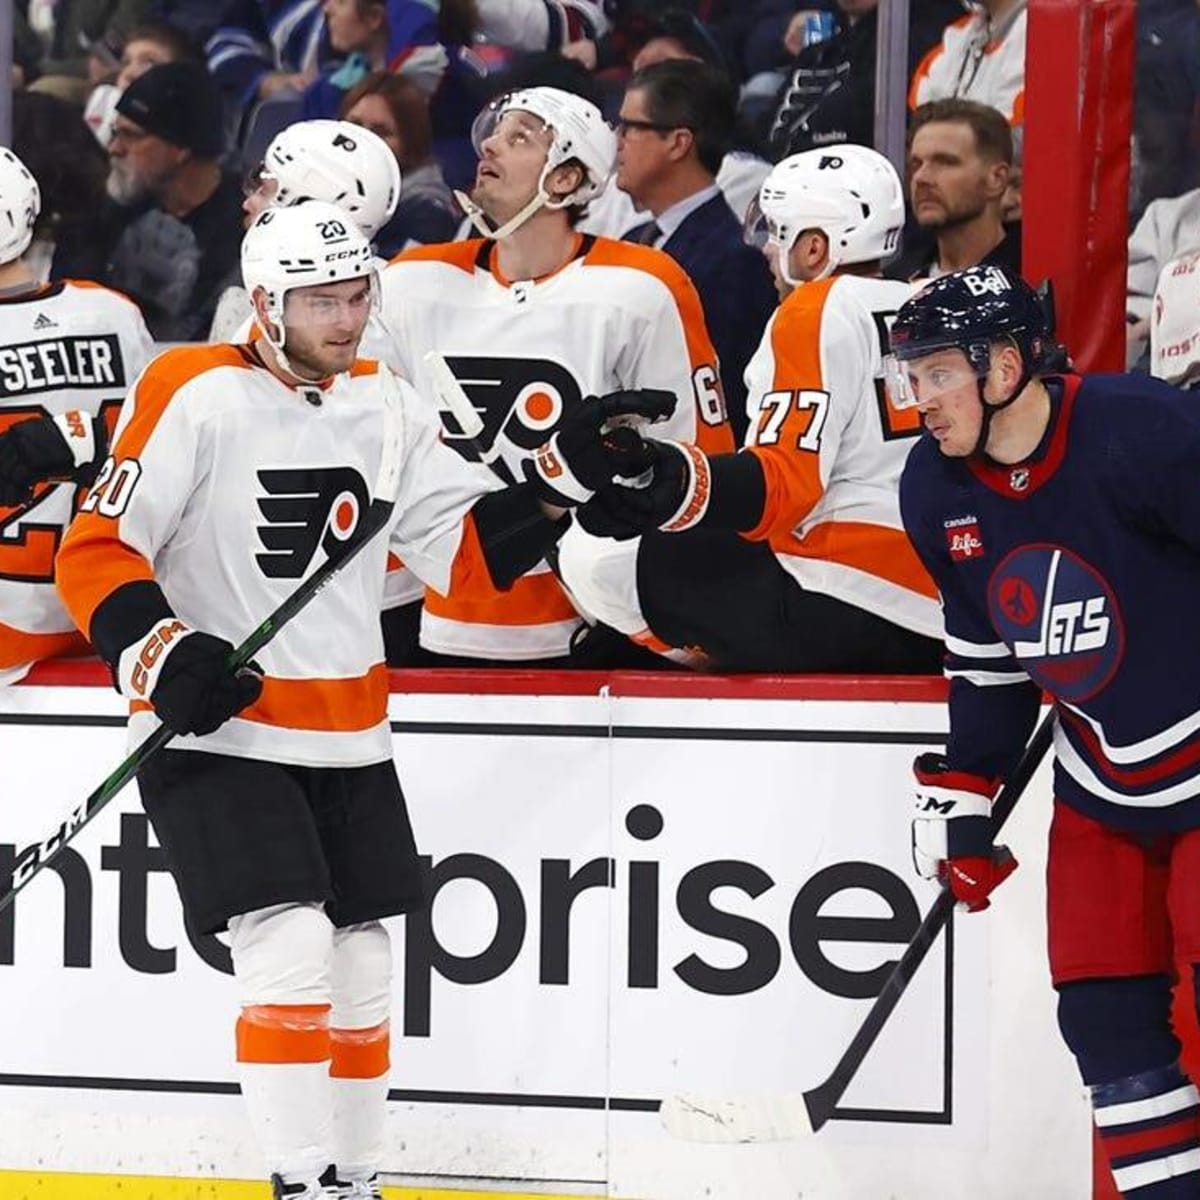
0,621,90,671
57,345,252,637
582,239,735,456
388,238,483,272
769,520,939,600
236,1004,331,1065
330,1023,390,1079
421,511,578,625
746,277,836,541
131,664,389,732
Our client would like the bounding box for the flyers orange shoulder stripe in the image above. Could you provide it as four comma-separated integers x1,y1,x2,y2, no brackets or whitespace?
57,345,251,638
583,239,734,455
387,239,485,271
62,277,142,310
745,277,836,542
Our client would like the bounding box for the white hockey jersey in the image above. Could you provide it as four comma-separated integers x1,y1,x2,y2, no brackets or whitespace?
57,344,503,767
377,234,734,660
0,280,154,685
908,4,1027,129
741,274,941,638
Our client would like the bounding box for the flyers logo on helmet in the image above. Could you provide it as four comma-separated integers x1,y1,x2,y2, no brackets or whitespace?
437,355,583,463
255,466,370,579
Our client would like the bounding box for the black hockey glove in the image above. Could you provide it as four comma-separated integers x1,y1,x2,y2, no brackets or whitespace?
0,413,97,507
576,440,710,540
527,388,675,508
118,619,263,737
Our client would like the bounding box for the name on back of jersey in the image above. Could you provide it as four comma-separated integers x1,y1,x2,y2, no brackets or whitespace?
0,334,126,400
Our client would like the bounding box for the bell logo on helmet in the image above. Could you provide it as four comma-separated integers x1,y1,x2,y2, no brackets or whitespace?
963,266,1013,298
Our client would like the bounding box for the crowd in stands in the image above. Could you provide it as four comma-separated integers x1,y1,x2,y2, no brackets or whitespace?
4,0,1199,680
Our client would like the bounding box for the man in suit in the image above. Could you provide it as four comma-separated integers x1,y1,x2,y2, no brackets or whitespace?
615,59,777,443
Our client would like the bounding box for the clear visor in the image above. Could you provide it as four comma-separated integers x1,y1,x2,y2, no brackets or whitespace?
243,161,278,201
470,99,555,158
882,347,982,410
279,271,379,331
743,195,784,251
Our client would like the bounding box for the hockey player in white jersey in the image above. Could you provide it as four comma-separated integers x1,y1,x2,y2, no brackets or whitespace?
378,85,734,665
56,202,663,1199
208,119,401,346
560,145,945,672
0,146,154,685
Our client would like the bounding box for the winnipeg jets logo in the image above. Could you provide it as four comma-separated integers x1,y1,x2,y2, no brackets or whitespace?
987,546,1123,702
255,466,370,579
435,355,584,464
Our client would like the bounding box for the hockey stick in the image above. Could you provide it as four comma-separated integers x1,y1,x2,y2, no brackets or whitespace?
423,351,518,485
659,708,1056,1143
0,367,408,915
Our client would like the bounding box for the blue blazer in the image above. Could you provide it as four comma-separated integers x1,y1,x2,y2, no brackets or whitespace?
660,194,778,444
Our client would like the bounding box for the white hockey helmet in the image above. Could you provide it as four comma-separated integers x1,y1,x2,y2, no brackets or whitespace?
258,119,401,238
241,201,377,367
0,148,41,265
746,144,904,285
459,86,617,238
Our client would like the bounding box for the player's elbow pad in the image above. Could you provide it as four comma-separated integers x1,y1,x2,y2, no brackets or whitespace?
472,484,567,590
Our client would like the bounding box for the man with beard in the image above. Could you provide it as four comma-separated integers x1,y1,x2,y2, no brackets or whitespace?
889,98,1020,284
103,61,245,341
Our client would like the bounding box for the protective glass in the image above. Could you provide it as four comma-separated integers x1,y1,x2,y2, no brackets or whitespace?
470,98,555,158
883,348,981,411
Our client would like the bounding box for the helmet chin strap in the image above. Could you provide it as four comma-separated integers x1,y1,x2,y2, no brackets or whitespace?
972,366,1033,459
454,162,578,241
260,310,334,390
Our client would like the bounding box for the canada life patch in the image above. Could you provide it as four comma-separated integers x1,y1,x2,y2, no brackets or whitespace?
944,515,984,562
987,544,1124,702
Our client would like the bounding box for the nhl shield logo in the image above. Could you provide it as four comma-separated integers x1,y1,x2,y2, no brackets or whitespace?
1009,467,1030,493
944,515,984,562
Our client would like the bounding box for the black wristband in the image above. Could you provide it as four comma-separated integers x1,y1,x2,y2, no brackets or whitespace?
89,580,175,674
704,452,768,532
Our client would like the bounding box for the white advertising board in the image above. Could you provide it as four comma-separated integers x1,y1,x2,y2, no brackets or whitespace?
0,677,1089,1198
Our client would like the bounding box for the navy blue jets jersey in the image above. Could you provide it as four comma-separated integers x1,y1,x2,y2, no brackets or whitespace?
901,372,1200,833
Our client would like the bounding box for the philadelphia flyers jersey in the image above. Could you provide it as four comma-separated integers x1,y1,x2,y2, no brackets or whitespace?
901,373,1200,833
0,280,154,685
740,273,941,638
377,234,734,661
56,344,503,767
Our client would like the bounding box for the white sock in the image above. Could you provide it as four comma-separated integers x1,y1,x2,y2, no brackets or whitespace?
239,1059,333,1183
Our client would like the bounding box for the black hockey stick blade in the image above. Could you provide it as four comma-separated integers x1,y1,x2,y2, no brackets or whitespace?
660,708,1055,1143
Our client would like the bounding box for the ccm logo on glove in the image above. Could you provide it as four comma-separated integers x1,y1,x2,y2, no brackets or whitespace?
121,618,189,698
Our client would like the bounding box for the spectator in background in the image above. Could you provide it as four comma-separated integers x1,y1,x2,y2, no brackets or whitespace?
206,0,331,117
340,72,460,255
1148,247,1200,388
889,100,1019,283
84,20,206,146
103,61,244,340
764,0,961,160
909,0,1026,134
13,6,45,88
12,91,120,282
1126,185,1200,367
581,10,773,237
615,59,776,443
